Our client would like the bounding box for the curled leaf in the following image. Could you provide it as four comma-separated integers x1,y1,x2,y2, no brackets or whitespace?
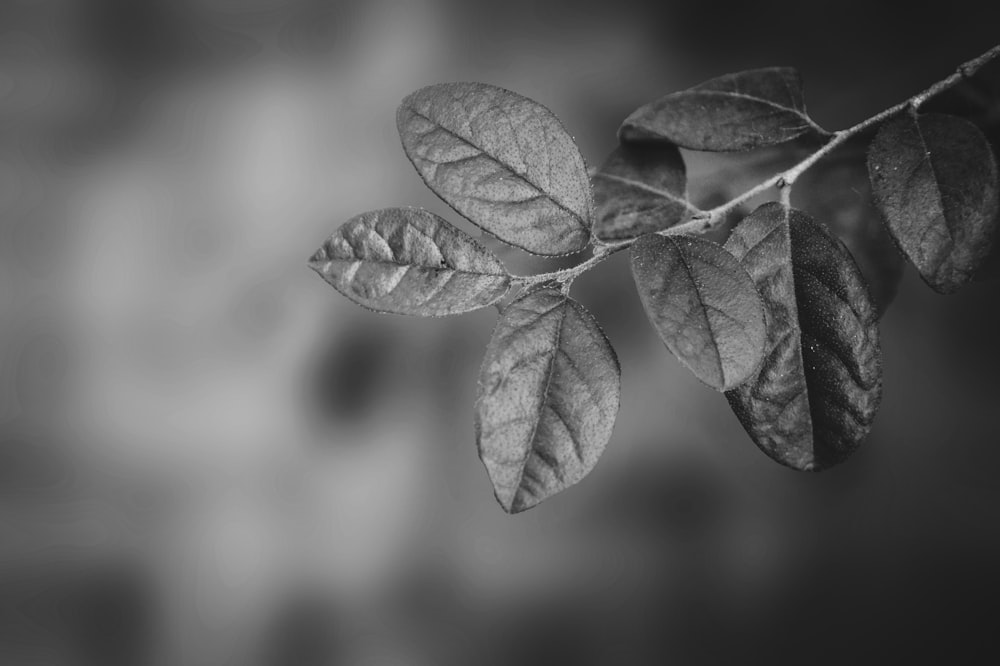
620,67,829,151
592,142,693,241
309,207,510,316
398,82,593,256
724,203,882,471
476,288,620,513
630,234,767,391
868,111,1000,293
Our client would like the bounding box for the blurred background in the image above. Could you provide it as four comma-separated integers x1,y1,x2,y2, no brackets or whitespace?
2,1,1000,664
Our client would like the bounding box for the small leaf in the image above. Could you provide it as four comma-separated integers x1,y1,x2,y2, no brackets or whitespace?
475,288,620,513
620,67,829,152
398,82,593,256
309,207,510,316
794,144,904,316
724,203,882,471
868,111,1000,293
591,142,693,241
630,234,767,391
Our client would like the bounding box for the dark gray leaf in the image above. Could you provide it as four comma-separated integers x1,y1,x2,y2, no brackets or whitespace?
476,288,620,513
794,145,904,316
921,64,1000,283
868,111,999,293
620,67,829,151
398,82,592,256
630,234,767,391
309,207,510,316
724,203,882,471
592,142,693,241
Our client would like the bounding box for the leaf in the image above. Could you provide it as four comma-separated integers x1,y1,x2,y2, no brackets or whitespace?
397,82,593,256
923,66,1000,284
591,142,693,241
793,143,904,316
475,288,620,513
724,203,882,471
620,67,829,152
630,234,767,391
309,207,510,316
867,111,1000,293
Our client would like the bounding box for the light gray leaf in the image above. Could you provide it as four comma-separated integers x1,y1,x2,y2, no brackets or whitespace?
724,203,882,470
476,288,620,513
630,234,767,391
309,207,510,316
868,111,999,293
592,142,693,241
620,67,829,152
398,82,593,256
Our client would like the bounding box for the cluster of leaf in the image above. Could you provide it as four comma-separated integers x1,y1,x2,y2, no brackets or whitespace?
310,66,999,513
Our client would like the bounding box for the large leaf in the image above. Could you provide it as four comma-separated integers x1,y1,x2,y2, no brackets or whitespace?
620,67,829,151
630,234,767,391
724,203,882,471
397,82,593,256
794,145,904,317
592,142,692,241
868,111,999,293
475,288,620,513
309,207,510,316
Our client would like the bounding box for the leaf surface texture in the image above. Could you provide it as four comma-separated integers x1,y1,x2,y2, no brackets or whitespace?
398,82,593,255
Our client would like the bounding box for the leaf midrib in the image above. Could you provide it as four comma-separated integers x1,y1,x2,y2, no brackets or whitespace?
510,297,570,510
679,89,806,117
669,237,728,387
327,256,508,279
910,114,956,253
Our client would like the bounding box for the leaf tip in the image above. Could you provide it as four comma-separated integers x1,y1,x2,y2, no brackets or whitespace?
307,244,328,269
501,493,534,514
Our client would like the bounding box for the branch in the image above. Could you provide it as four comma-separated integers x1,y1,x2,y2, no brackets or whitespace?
512,43,1000,285
513,246,616,287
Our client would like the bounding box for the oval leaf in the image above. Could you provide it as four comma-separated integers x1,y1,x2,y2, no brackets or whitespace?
724,203,882,471
620,67,829,152
397,82,593,256
630,234,767,390
592,142,694,241
309,207,510,316
868,111,1000,293
475,288,620,513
